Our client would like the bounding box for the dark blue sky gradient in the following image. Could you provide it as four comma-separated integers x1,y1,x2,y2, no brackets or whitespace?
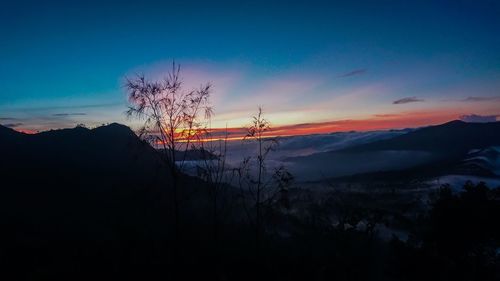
1,0,499,131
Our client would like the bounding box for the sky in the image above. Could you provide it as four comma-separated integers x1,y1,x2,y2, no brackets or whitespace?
1,0,499,134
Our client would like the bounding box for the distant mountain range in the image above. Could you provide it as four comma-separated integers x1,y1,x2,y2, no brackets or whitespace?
341,120,500,155
285,120,500,181
2,120,500,184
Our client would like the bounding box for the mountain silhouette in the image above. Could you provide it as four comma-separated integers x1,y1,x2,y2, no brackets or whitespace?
1,121,499,279
286,120,500,180
1,123,174,195
0,123,196,279
341,120,500,155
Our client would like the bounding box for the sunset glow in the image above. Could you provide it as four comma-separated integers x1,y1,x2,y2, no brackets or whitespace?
2,1,500,278
1,1,499,135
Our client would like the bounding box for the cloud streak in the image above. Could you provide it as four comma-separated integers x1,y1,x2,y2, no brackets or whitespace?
6,102,123,112
374,114,400,118
393,97,424,104
52,113,87,117
2,123,23,128
459,114,499,123
460,96,500,102
206,109,460,140
338,69,367,78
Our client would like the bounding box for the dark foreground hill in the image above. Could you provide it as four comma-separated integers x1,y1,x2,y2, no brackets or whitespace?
1,123,499,281
0,123,169,187
0,124,217,280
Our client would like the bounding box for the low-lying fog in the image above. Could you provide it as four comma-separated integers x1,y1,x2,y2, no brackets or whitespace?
181,129,436,182
180,131,500,184
286,150,435,181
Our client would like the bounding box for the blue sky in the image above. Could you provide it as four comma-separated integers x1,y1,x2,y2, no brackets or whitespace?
1,0,499,132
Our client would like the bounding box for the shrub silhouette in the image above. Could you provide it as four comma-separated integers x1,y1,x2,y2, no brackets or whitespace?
125,62,212,256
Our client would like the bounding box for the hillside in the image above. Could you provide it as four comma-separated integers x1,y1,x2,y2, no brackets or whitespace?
1,123,169,188
286,121,500,181
0,124,214,279
341,120,500,155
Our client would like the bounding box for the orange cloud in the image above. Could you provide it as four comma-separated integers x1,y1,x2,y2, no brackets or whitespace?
205,109,462,140
14,128,38,134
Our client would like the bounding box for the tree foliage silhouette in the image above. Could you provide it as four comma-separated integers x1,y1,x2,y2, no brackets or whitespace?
125,62,212,248
235,107,293,254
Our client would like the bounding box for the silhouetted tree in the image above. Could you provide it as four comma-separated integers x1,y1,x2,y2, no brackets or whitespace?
125,62,212,248
196,126,233,249
273,165,294,210
235,107,293,255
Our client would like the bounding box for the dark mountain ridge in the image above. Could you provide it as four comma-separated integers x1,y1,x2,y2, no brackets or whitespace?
338,120,500,178
341,120,500,155
286,121,500,181
1,123,169,190
1,121,499,279
0,123,208,279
